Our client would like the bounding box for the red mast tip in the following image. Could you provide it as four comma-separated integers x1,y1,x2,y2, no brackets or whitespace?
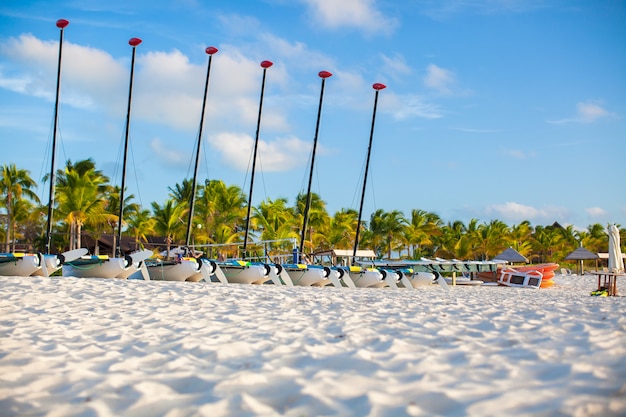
319,71,333,79
373,83,386,91
56,19,69,29
205,46,218,55
260,60,273,69
129,38,142,47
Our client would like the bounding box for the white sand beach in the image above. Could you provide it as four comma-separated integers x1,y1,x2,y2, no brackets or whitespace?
1,275,625,417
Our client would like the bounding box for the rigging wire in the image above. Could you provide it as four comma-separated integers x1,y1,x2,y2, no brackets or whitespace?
202,134,210,184
128,133,144,209
38,114,56,202
257,147,268,203
241,139,253,200
351,149,379,216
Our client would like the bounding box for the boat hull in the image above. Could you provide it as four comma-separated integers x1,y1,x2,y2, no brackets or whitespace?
219,261,271,284
63,257,130,279
283,264,329,286
147,259,202,282
0,254,41,277
346,267,385,288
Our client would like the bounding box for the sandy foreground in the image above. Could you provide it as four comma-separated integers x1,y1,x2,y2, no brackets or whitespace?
0,274,625,417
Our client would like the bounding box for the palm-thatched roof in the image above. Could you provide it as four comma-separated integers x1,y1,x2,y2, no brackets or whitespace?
492,247,528,263
565,247,599,260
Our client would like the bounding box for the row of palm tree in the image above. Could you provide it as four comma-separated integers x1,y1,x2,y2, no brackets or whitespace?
1,160,623,267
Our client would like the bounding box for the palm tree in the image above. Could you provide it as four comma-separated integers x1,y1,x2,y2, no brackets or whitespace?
530,225,564,263
294,191,329,254
473,220,510,260
436,220,467,259
9,198,35,252
169,179,195,205
403,209,442,259
151,199,186,258
582,223,608,254
126,208,155,249
54,159,111,251
194,180,247,247
368,209,407,258
21,203,49,252
509,220,534,258
251,197,298,257
105,185,140,254
320,208,358,250
0,164,40,252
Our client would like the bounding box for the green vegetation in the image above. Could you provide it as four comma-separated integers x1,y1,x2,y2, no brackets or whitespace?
0,160,623,268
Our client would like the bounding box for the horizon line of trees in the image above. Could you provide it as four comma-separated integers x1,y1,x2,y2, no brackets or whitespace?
1,160,624,266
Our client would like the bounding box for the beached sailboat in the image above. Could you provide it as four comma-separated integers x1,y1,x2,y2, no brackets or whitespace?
0,20,89,278
216,260,271,284
342,83,390,289
62,249,151,279
282,263,331,286
0,253,43,277
210,60,286,286
145,256,203,282
340,265,385,288
289,70,340,288
62,37,151,280
145,46,220,283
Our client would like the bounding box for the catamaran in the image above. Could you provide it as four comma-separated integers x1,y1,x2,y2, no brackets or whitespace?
0,20,90,278
62,37,154,280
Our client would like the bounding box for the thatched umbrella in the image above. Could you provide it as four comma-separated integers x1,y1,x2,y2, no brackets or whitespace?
492,247,528,264
565,246,599,275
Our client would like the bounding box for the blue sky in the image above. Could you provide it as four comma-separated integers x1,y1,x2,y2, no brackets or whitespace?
1,0,624,231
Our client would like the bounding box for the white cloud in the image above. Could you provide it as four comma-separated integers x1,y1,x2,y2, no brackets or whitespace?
209,132,312,172
484,201,569,223
576,101,611,122
301,0,397,35
424,64,456,95
0,33,294,132
548,100,614,124
0,34,127,112
149,137,191,167
505,149,528,159
384,93,443,120
380,53,411,80
585,207,607,218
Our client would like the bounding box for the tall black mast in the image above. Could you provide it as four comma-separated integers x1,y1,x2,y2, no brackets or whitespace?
45,18,69,254
352,83,387,259
299,70,332,259
242,60,273,257
116,37,142,258
185,46,218,246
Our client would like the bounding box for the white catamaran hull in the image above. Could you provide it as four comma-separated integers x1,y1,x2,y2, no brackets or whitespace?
147,259,202,282
63,257,130,279
0,254,41,277
284,265,329,286
346,267,385,288
408,271,436,287
31,248,89,277
219,262,271,285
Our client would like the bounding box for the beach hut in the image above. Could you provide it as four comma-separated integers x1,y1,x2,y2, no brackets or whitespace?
565,246,599,275
492,247,528,264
